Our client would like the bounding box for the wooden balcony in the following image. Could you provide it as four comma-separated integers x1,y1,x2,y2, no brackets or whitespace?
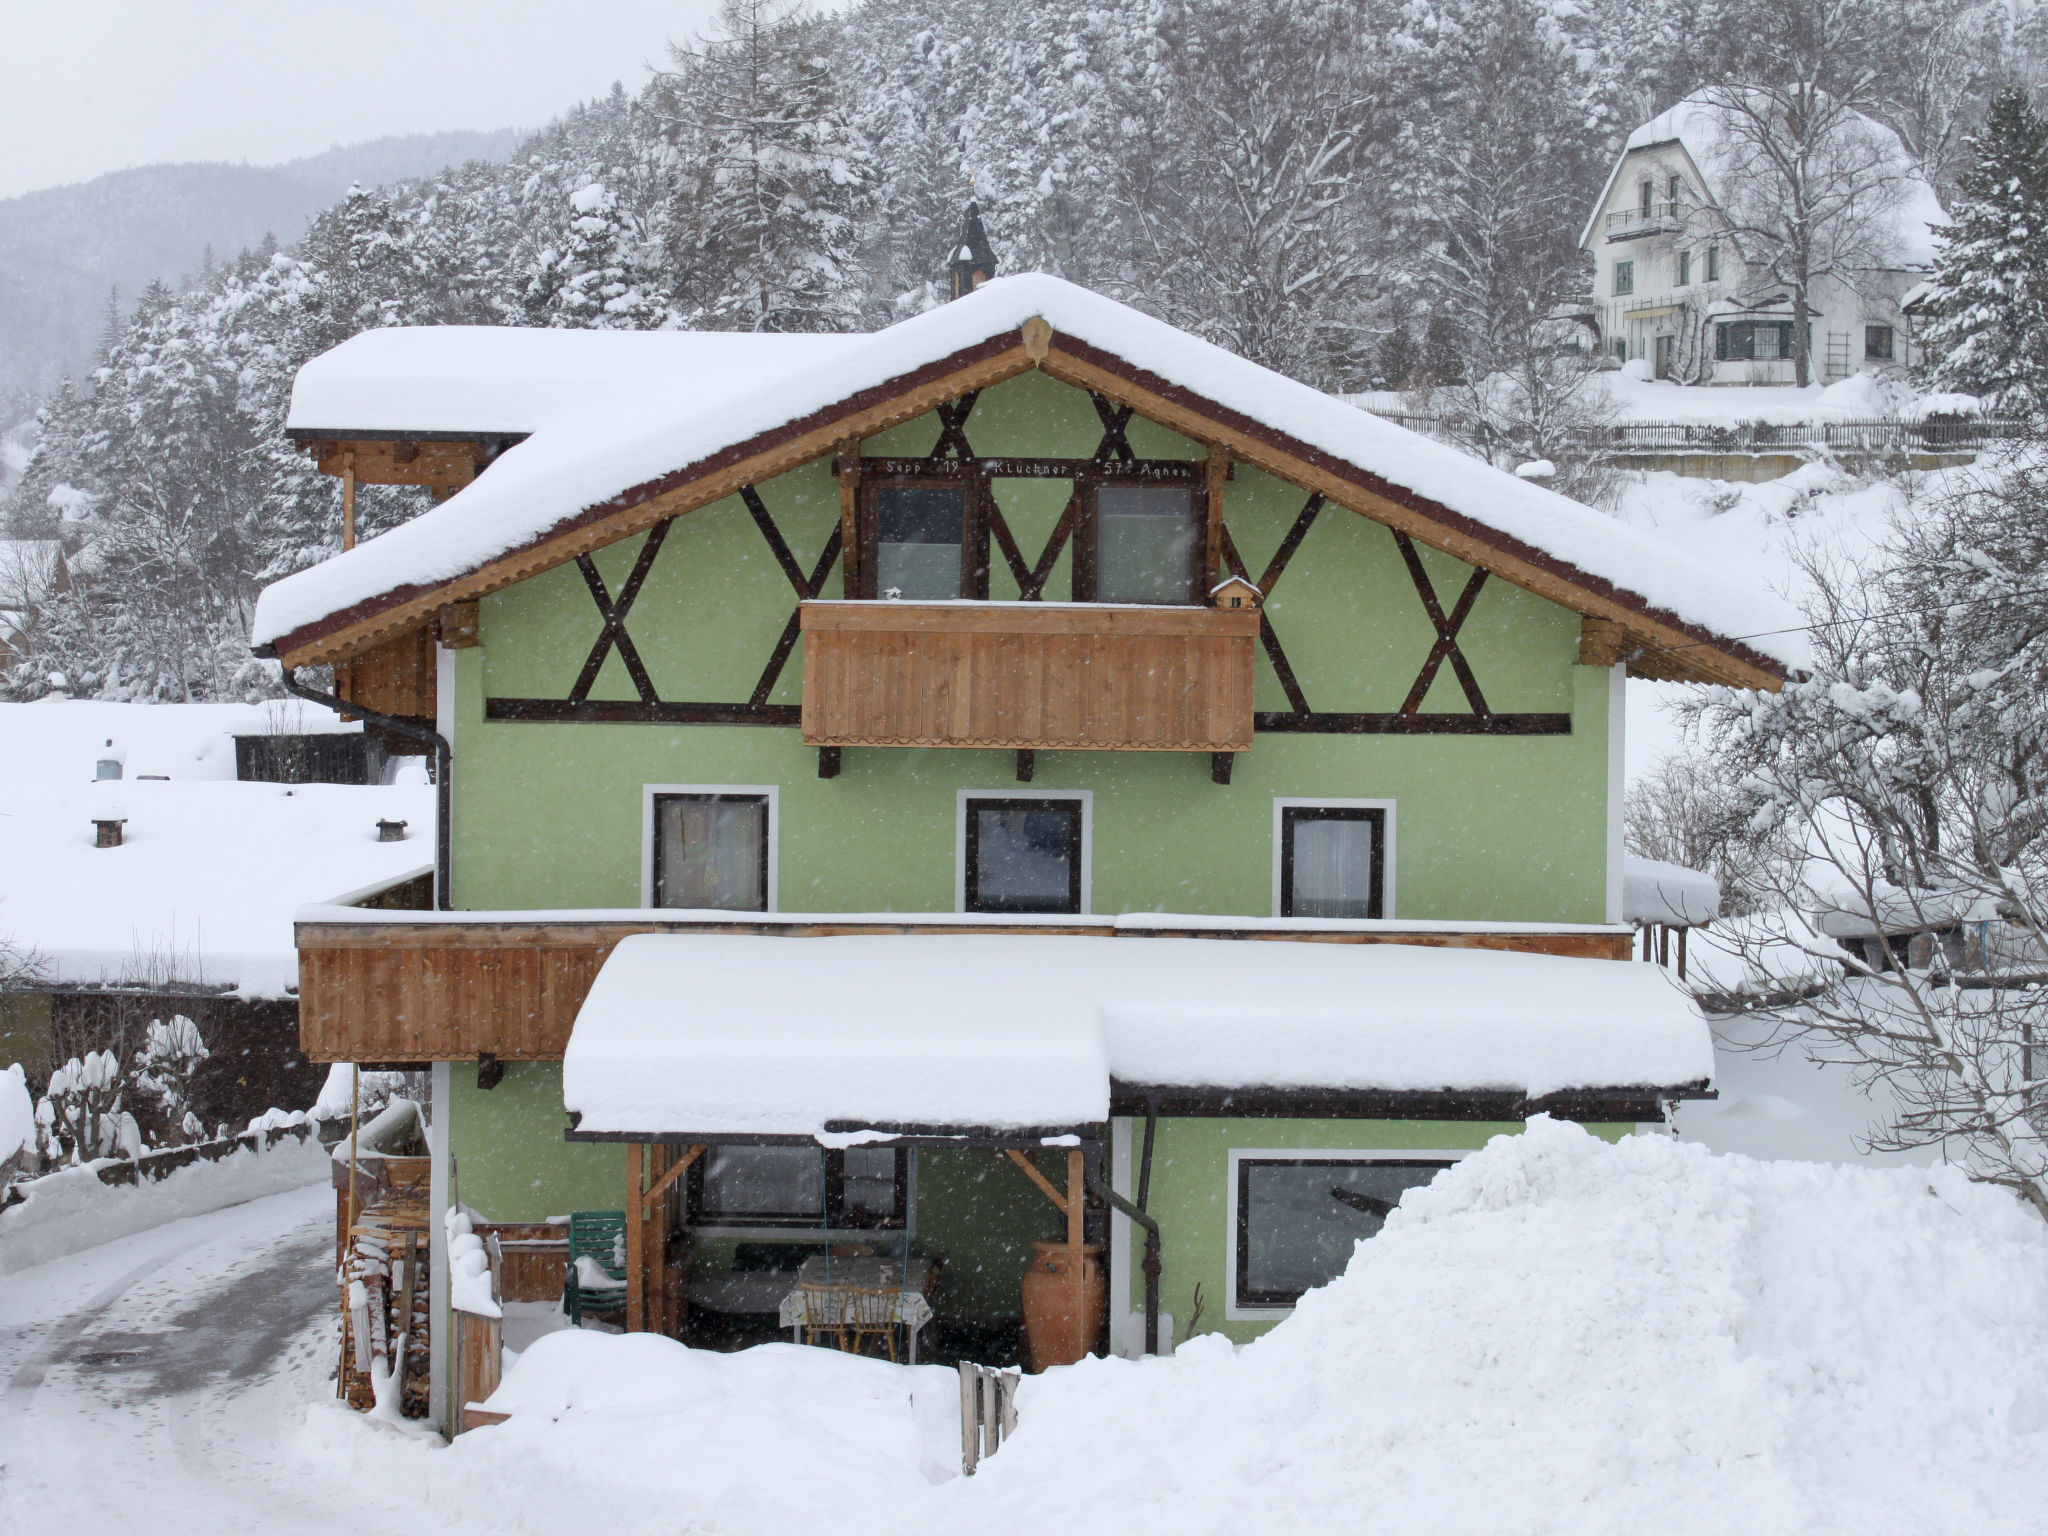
295,909,1634,1065
798,601,1260,752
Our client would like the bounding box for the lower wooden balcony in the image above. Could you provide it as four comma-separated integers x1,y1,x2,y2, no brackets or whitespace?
295,908,1635,1065
799,601,1260,752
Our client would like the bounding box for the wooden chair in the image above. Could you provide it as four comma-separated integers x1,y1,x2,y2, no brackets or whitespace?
563,1210,628,1326
800,1283,901,1361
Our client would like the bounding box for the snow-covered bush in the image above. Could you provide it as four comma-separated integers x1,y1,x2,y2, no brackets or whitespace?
132,1014,208,1143
37,1050,134,1165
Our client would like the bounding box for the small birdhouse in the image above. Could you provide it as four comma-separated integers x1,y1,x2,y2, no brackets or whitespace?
1210,575,1263,611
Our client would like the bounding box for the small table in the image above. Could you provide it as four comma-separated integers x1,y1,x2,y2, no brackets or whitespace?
778,1256,936,1363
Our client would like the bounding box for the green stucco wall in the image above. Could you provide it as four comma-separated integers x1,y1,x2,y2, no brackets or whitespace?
447,368,1613,923
1129,1117,1633,1345
451,1061,621,1222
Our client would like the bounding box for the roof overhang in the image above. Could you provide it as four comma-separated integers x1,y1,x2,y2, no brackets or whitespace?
257,310,1792,691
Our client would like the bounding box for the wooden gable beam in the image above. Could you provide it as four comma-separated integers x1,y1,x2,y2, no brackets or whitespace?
311,438,482,492
1032,341,1785,691
272,341,1038,667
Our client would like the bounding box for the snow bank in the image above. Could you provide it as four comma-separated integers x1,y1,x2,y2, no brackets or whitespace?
0,1064,31,1162
0,1134,331,1276
303,1122,2048,1536
253,275,1809,674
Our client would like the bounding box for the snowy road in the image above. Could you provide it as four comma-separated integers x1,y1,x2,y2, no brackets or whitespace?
0,1184,408,1534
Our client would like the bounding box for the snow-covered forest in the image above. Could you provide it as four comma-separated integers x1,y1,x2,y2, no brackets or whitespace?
1,0,2038,701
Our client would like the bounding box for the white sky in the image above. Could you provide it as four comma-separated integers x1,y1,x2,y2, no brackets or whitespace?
0,0,730,200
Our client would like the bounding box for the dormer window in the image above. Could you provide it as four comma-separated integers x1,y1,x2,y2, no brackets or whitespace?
1639,179,1654,216
1667,174,1682,203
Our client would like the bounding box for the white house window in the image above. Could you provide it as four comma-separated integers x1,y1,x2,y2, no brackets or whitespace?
874,484,966,599
1091,484,1201,604
1705,245,1720,282
646,788,775,910
959,792,1089,914
1676,250,1691,286
1865,324,1895,361
1638,179,1653,215
1612,260,1634,297
1229,1152,1460,1313
1274,800,1391,919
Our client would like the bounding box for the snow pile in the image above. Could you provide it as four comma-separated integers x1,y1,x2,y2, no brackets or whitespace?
0,1133,331,1276
956,1118,2048,1536
1623,855,1720,926
0,1063,33,1164
446,1209,501,1320
307,1121,2048,1535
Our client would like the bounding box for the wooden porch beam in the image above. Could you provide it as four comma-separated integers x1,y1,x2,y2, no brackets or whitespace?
1002,1148,1068,1214
626,1141,645,1331
641,1142,705,1214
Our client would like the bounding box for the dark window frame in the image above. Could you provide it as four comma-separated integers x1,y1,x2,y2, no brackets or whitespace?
1235,1156,1453,1307
1864,324,1895,361
962,795,1085,915
1279,805,1386,919
1705,245,1720,282
650,791,770,912
687,1145,910,1230
1676,249,1690,287
1612,260,1634,297
858,474,987,600
1076,479,1205,605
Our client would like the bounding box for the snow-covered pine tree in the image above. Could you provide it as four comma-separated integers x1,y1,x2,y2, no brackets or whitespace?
659,0,876,332
1920,87,2048,415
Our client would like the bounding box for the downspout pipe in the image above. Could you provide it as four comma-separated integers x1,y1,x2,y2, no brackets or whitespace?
281,666,452,911
1087,1096,1163,1355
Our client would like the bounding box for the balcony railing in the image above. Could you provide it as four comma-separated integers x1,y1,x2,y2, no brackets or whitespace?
798,600,1260,753
1605,202,1682,236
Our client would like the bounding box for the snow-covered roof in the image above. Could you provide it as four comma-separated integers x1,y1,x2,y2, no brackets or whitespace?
0,701,432,997
252,275,1809,679
560,933,1712,1139
1582,91,1948,267
284,326,860,439
1624,857,1721,927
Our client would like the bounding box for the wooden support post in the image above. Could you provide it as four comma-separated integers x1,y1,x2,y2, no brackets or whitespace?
836,439,860,597
1210,751,1233,785
818,746,841,779
1015,748,1035,783
1204,443,1228,597
1678,926,1689,981
342,450,357,552
1066,1148,1086,1363
1002,1148,1067,1213
625,1142,645,1332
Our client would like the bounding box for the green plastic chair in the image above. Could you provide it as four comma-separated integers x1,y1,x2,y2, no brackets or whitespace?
564,1210,629,1326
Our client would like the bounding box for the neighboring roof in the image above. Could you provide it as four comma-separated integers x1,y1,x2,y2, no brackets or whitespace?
1624,857,1721,928
251,274,1809,685
284,327,860,441
1581,91,1948,266
0,700,430,998
559,933,1712,1140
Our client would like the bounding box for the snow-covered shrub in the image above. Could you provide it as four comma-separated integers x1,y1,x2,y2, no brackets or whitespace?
37,1050,128,1165
132,1014,209,1143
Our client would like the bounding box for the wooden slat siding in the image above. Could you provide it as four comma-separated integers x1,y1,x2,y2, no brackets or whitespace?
313,439,481,491
339,624,437,719
269,338,1037,667
296,917,1631,1063
799,602,1259,752
474,1222,569,1303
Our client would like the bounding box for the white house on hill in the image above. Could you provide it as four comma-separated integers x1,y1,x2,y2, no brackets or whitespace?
1580,92,1947,385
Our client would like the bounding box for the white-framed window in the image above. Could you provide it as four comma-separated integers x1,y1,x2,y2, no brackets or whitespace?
1225,1147,1468,1318
955,789,1092,915
640,783,779,911
1272,798,1395,919
1612,259,1634,296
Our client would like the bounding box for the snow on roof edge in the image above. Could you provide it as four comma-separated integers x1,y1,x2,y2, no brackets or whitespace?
253,275,1809,677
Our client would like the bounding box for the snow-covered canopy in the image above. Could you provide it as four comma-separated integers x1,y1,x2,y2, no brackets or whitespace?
284,327,859,439
1624,857,1721,927
1811,885,2000,939
560,933,1712,1140
252,274,1808,678
1584,91,1948,267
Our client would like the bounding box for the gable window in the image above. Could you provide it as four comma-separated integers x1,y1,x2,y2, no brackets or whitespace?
1275,800,1390,919
646,788,773,910
959,792,1088,914
1676,250,1691,287
1638,179,1653,216
1230,1152,1459,1312
864,480,981,599
1667,174,1682,202
1083,484,1202,604
1865,324,1895,361
1612,260,1634,297
691,1145,906,1229
1705,245,1720,282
